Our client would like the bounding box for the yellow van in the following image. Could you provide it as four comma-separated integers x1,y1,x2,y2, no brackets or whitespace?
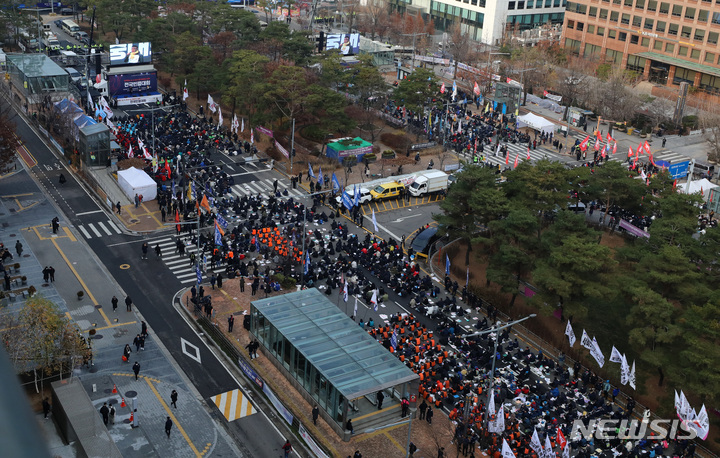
370,182,405,200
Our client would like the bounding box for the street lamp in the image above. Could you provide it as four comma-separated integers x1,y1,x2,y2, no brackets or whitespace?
464,313,536,427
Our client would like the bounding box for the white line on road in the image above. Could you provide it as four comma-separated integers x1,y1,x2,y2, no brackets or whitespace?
75,209,103,216
365,216,401,241
77,225,91,239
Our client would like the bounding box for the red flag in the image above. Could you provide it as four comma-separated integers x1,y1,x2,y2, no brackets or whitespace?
557,428,567,449
606,132,615,143
596,131,603,143
649,153,656,167
627,147,633,158
579,135,590,151
632,158,638,170
527,146,531,160
505,152,509,165
440,82,446,94
200,195,211,212
612,142,617,155
602,150,607,159
701,187,704,196
164,159,171,177
594,138,601,151
513,154,519,169
637,143,644,155
673,179,677,189
635,149,639,161
473,81,480,96
643,140,651,155
175,209,180,233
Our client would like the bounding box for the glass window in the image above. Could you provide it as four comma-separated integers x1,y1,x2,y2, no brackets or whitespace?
668,23,678,36
659,2,669,14
653,40,663,50
647,0,657,11
609,30,617,39
577,22,584,31
681,26,691,38
545,0,552,6
641,37,650,46
644,18,654,29
632,16,642,27
705,52,716,63
567,20,575,29
621,13,630,25
698,10,709,22
597,26,605,36
612,0,620,4
606,49,623,64
509,2,515,9
665,42,674,52
584,43,601,56
610,11,619,21
691,49,700,59
673,68,696,85
526,0,533,7
588,24,595,33
600,8,608,19
554,0,561,6
636,0,645,8
709,32,719,44
619,32,627,41
624,0,632,6
630,35,639,44
695,30,705,41
685,7,695,20
656,21,666,33
518,1,525,8
589,6,597,16
671,5,681,17
713,12,720,25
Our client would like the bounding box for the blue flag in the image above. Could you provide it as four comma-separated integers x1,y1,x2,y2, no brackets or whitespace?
216,214,228,230
304,251,310,275
171,179,176,197
191,182,197,200
390,330,398,350
318,166,324,186
331,173,341,193
353,185,360,207
214,224,223,246
308,163,315,179
195,265,202,285
342,188,353,210
445,254,451,275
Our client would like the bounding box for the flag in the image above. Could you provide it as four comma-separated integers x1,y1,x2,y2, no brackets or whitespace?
342,188,353,210
370,289,378,311
610,346,623,363
200,195,211,212
637,142,643,156
371,209,378,232
353,184,360,208
489,403,505,433
620,354,630,385
308,163,315,179
544,436,553,458
87,86,94,111
452,80,457,100
502,439,516,458
231,114,239,133
195,264,202,285
216,214,228,231
628,146,633,158
629,360,636,389
527,146,531,160
318,166,324,186
440,82,446,94
505,151,509,166
191,182,197,200
445,254,450,275
183,79,188,100
612,142,617,155
390,329,398,350
241,117,245,132
557,428,567,449
343,280,348,302
562,443,570,458
606,132,615,143
331,173,341,193
207,94,217,113
466,267,469,287
643,140,651,155
513,154,519,169
175,209,180,233
673,179,677,189
565,321,576,347
304,251,310,275
579,135,590,151
530,429,543,455
217,107,223,127
596,130,603,143
250,128,254,144
594,138,601,151
591,336,605,367
473,81,480,95
142,147,152,160
127,145,134,158
487,388,496,418
214,222,223,246
581,330,593,349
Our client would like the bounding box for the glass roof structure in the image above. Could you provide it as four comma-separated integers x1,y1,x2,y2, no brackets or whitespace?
252,289,418,400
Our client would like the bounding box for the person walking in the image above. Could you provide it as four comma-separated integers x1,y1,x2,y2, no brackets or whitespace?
312,405,319,425
123,344,132,362
155,244,162,259
401,397,410,417
125,295,133,312
165,416,173,438
116,201,122,215
239,276,245,292
346,418,354,434
426,405,433,424
42,398,51,419
419,399,428,420
133,334,142,352
141,242,149,260
15,240,22,257
376,390,384,410
227,315,235,332
109,405,116,425
132,361,141,380
210,273,216,290
141,321,148,337
171,390,178,408
111,296,118,312
217,273,223,289
48,266,55,282
281,439,292,458
100,402,110,425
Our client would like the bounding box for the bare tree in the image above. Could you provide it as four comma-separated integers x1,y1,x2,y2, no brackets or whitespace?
447,23,479,78
552,57,591,120
697,94,720,162
355,0,390,40
587,66,641,124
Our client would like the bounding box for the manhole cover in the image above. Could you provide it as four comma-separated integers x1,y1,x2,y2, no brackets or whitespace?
90,334,103,340
125,390,138,398
104,388,113,394
129,219,139,223
108,398,118,405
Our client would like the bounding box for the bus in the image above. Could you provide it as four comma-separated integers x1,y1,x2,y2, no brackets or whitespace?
60,19,80,34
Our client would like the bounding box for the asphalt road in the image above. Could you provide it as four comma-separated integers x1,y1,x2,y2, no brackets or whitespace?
10,101,288,457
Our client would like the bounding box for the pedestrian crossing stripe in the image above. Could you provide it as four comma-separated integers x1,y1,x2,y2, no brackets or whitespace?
211,389,256,421
228,178,304,200
77,220,123,239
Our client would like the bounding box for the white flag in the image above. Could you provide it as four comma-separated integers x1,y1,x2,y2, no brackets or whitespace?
231,114,239,133
370,289,378,312
530,429,543,455
502,439,516,458
581,329,593,350
628,360,636,389
183,79,188,100
620,354,630,385
610,346,623,363
353,296,358,317
250,128,254,144
218,107,223,127
690,405,710,440
241,117,245,132
371,209,378,232
544,434,553,458
487,388,496,418
565,321,576,347
207,94,217,113
590,337,605,368
561,443,570,458
343,281,348,302
489,404,505,433
674,390,681,412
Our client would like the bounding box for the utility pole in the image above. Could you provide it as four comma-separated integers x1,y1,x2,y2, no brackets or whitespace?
290,117,295,174
400,32,428,74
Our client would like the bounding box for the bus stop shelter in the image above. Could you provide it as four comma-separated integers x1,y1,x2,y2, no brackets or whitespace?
250,289,419,440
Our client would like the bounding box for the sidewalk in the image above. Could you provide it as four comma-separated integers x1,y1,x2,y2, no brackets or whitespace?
2,162,238,458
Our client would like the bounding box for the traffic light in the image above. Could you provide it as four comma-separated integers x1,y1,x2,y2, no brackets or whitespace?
316,31,325,53
291,148,296,157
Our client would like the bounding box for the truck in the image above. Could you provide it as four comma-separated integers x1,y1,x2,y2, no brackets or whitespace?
408,170,449,197
43,32,59,48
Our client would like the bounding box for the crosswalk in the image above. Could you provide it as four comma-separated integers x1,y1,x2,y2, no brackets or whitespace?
76,220,123,239
153,236,201,284
564,132,689,165
458,141,567,168
228,178,304,200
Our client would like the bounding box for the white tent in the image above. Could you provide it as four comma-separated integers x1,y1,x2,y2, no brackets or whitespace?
678,178,718,201
517,112,557,135
117,167,157,202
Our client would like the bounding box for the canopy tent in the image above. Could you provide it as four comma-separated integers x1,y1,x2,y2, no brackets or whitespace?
517,112,557,135
678,178,718,201
117,167,157,202
53,98,84,119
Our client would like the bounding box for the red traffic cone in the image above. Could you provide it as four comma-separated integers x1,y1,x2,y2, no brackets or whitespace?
120,397,126,408
129,411,134,423
112,384,118,394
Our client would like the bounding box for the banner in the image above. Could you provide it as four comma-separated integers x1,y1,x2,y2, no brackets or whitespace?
299,424,330,458
237,357,264,389
590,337,605,367
262,383,294,425
618,219,650,238
108,72,157,96
256,126,274,138
489,404,505,433
565,321,576,347
610,346,623,363
274,140,289,158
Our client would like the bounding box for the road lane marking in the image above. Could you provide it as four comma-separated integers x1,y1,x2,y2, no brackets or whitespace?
76,210,103,216
210,389,257,421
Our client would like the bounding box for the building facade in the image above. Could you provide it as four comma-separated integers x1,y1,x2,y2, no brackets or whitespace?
562,0,720,92
390,0,566,45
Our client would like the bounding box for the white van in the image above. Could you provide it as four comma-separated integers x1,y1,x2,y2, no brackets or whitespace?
336,186,372,206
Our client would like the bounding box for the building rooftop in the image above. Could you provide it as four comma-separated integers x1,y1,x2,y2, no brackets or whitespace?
252,289,418,400
7,53,67,78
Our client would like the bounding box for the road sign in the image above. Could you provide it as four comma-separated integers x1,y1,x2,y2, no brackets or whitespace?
669,160,690,179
